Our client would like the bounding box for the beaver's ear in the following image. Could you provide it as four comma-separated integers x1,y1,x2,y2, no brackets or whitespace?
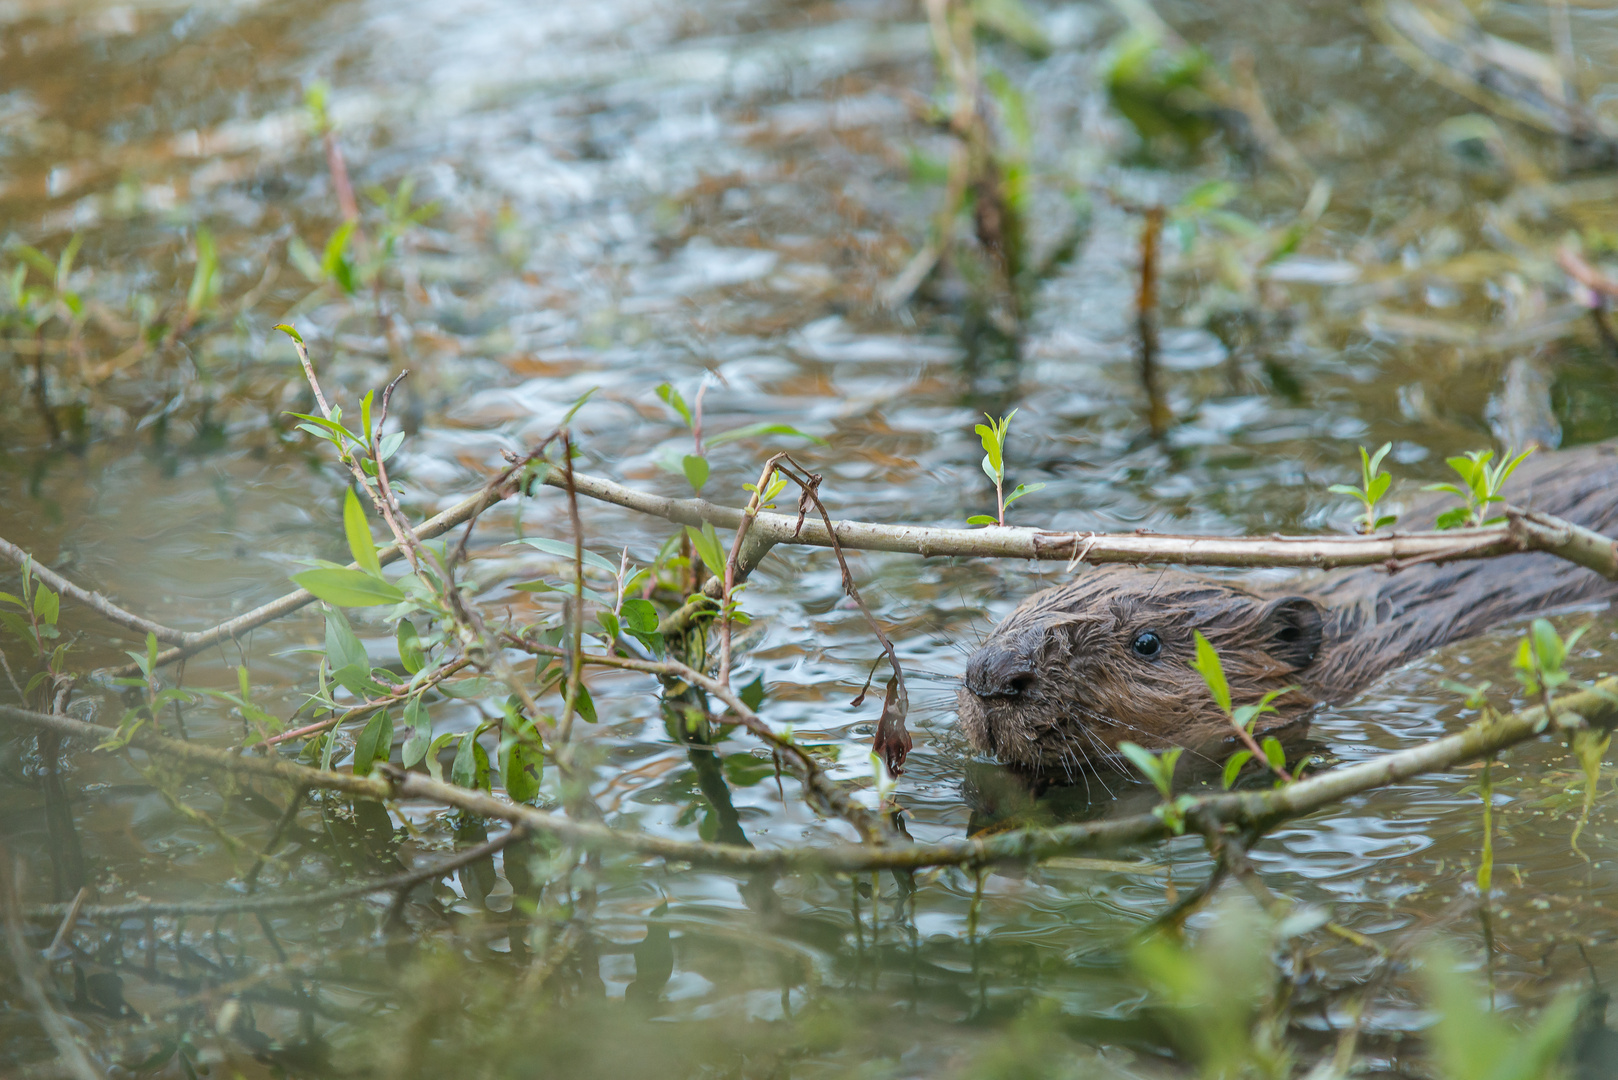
1259,596,1324,670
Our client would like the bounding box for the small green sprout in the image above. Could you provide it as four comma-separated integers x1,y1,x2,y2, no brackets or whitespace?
655,382,821,493
968,409,1044,526
1327,441,1396,533
1424,446,1534,530
1513,617,1586,697
1189,631,1294,787
1117,741,1191,833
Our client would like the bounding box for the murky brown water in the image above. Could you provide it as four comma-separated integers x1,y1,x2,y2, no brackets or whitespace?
6,0,1618,1075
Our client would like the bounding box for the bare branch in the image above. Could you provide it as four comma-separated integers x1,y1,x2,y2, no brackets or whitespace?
2,855,103,1080
25,828,520,921
544,468,1618,578
0,534,190,644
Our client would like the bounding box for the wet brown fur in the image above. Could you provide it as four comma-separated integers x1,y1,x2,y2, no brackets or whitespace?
957,441,1618,777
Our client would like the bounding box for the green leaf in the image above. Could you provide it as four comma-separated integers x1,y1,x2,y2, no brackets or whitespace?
332,661,384,698
1118,741,1173,797
401,694,432,767
343,488,383,577
396,620,425,675
620,598,659,635
451,728,481,788
681,454,710,492
739,674,766,711
1434,507,1471,531
32,585,58,626
185,227,217,316
286,412,361,446
1179,179,1236,211
966,514,997,525
150,688,194,711
510,537,619,576
0,591,24,608
0,610,34,642
323,607,369,674
322,221,357,277
1366,441,1393,476
1222,750,1253,789
1190,631,1232,716
1531,618,1566,673
424,732,458,782
1325,483,1363,498
500,709,544,803
1003,482,1045,507
705,422,826,447
14,244,54,278
287,236,323,282
684,523,726,575
1261,736,1286,774
353,709,394,776
596,609,621,640
294,568,404,607
377,430,406,463
439,676,499,699
656,383,693,427
571,682,597,724
511,579,615,605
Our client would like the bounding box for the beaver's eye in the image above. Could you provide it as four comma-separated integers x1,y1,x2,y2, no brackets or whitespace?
1131,631,1163,659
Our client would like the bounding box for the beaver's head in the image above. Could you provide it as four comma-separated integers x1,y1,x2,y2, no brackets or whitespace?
956,567,1326,776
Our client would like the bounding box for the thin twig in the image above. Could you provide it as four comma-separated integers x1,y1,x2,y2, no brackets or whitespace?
100,431,552,677
775,459,911,774
1,855,102,1080
0,534,190,645
555,433,587,752
719,453,788,688
25,829,521,921
505,636,883,842
46,886,88,958
256,657,471,748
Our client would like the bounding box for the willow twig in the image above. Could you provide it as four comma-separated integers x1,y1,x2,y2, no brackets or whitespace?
25,829,521,921
505,636,884,842
541,468,1618,579
98,440,544,677
2,856,102,1080
5,676,1618,871
255,657,471,748
774,459,911,774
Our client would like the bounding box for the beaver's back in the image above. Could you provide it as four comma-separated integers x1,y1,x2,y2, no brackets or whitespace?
1304,440,1618,699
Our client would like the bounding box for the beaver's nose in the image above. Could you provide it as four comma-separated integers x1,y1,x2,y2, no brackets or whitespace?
964,645,1036,699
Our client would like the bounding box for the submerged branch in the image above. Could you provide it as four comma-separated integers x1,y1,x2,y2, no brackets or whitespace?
25,828,520,921
4,676,1617,875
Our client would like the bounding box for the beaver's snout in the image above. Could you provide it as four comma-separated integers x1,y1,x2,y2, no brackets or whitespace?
963,630,1041,699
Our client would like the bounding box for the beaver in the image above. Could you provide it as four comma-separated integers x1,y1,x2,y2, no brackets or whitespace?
957,440,1618,777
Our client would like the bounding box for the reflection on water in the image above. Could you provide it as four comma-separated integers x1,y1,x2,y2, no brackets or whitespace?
5,0,1618,1074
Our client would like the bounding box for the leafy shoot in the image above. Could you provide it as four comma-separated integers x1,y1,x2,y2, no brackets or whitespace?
1424,447,1534,530
1327,442,1396,533
968,409,1044,526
